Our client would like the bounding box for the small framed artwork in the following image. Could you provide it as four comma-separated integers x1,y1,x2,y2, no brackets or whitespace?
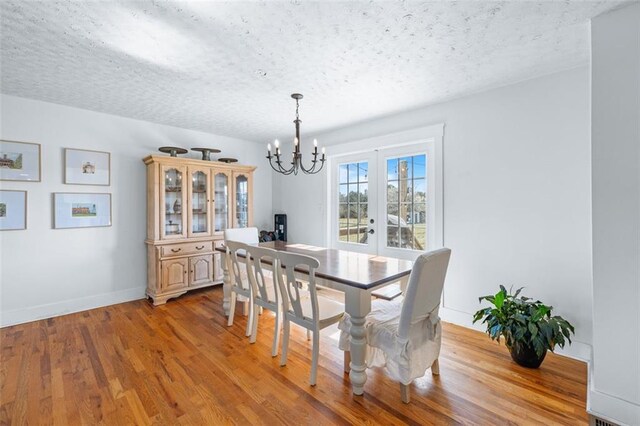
53,192,112,229
0,140,41,182
65,148,110,185
0,190,27,231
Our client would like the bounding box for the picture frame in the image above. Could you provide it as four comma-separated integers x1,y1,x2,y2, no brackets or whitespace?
64,148,110,186
53,192,112,229
0,140,41,182
0,190,27,231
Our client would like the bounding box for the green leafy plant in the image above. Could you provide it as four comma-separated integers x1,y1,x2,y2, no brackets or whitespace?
472,286,575,357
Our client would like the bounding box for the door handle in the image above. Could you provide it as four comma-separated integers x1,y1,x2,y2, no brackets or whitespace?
368,229,375,234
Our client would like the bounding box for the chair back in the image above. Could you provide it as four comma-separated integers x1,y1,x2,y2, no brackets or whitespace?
245,245,279,304
224,227,259,244
226,240,250,292
276,251,320,322
398,248,451,340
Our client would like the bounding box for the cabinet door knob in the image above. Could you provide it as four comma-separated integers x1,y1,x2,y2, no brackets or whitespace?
196,245,205,250
171,248,182,253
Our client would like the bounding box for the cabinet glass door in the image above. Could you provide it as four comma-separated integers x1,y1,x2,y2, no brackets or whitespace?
235,174,249,228
214,172,230,233
163,167,185,237
189,169,210,236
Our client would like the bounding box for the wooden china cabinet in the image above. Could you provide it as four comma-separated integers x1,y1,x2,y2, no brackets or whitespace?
143,155,255,305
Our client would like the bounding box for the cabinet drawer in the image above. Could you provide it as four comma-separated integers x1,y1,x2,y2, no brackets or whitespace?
161,241,213,257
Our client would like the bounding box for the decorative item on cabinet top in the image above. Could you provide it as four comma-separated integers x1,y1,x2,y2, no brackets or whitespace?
158,147,188,157
191,148,221,161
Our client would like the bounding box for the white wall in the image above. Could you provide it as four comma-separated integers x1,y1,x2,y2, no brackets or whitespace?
590,3,640,425
0,94,272,326
273,67,593,360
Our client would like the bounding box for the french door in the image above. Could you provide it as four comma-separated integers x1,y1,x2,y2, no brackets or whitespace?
331,142,440,260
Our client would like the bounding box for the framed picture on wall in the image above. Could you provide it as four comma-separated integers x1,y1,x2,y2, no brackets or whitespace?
64,148,110,185
0,190,27,231
0,140,41,182
53,192,111,229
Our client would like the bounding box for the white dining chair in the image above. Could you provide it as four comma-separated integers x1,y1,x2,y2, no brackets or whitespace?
339,248,452,403
276,251,345,386
224,227,259,245
245,245,281,356
225,240,254,337
224,227,259,318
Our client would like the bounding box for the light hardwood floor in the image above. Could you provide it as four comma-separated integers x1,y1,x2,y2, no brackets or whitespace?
0,287,588,425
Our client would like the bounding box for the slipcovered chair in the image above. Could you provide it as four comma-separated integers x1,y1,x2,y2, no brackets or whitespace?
276,251,345,386
339,248,451,403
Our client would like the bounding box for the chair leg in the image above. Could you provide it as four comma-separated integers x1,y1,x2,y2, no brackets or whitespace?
310,329,320,386
243,300,249,316
306,329,311,341
400,383,410,404
245,300,254,337
272,307,281,357
431,358,440,375
249,304,259,343
227,292,236,327
280,319,290,367
343,351,351,373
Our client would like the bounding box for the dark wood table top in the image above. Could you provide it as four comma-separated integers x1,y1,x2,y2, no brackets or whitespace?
217,241,414,290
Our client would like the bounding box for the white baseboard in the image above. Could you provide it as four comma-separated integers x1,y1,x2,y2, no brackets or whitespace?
1,287,146,328
439,306,592,363
588,385,640,426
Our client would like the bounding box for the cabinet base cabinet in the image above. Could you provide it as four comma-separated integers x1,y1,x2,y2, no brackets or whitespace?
146,243,222,306
190,254,214,286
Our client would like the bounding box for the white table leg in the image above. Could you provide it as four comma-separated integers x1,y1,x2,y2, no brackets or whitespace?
345,287,371,396
222,250,231,316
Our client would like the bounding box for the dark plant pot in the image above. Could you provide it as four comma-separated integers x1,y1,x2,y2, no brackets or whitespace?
509,342,547,368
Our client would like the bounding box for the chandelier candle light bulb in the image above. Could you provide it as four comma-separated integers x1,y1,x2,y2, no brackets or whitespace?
266,93,326,175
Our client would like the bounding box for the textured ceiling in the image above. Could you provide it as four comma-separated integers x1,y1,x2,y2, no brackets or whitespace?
0,1,624,143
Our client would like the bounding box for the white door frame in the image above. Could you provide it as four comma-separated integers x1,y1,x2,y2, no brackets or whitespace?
326,123,444,260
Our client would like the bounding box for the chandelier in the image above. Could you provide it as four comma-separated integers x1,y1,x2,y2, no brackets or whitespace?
267,93,326,175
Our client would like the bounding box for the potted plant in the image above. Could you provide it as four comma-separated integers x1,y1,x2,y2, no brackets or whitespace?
473,286,575,368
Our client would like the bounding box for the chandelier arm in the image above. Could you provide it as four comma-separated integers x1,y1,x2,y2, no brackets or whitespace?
275,157,295,175
268,157,286,174
299,156,318,174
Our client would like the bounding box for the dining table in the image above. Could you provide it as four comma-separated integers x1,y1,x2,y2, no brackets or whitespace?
217,240,414,396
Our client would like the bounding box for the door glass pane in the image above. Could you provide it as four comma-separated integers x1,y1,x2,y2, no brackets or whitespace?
348,204,358,242
413,203,427,250
358,163,369,182
338,160,369,244
339,165,348,184
339,203,348,242
164,168,183,235
387,158,399,181
214,173,228,232
387,180,398,204
236,175,249,228
191,171,208,234
339,184,348,202
385,154,427,250
358,183,368,203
